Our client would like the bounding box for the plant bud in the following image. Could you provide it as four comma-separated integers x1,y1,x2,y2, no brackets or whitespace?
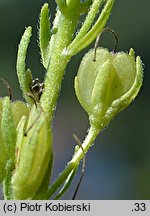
11,105,53,199
75,47,143,129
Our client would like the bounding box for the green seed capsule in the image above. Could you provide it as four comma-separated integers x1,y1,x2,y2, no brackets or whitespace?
0,98,29,183
1,98,29,161
0,99,8,182
1,98,17,161
11,101,29,127
75,47,143,129
11,105,53,200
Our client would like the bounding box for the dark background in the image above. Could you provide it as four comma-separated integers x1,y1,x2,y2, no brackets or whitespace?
0,0,149,199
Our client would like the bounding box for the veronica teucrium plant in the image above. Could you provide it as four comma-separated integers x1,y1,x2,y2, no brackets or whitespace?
0,0,143,200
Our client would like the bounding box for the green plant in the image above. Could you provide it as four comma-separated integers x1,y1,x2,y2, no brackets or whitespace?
0,0,143,200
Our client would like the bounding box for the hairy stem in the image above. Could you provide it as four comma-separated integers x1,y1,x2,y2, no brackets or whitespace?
40,12,78,122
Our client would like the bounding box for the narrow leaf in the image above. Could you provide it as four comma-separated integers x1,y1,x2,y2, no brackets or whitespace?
54,168,77,200
67,0,114,57
16,26,33,105
68,0,103,50
39,3,51,68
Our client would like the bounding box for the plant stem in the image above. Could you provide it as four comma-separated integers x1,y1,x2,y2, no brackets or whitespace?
40,13,78,122
45,125,100,199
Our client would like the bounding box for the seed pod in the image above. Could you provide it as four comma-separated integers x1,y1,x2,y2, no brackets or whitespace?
75,47,143,129
11,105,53,199
0,99,8,182
0,98,29,183
11,101,29,127
1,97,17,161
32,154,53,200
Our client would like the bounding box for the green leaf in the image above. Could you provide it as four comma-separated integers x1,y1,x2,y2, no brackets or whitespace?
59,0,81,17
80,0,93,13
53,168,77,200
68,0,103,51
56,0,67,13
67,0,114,56
39,3,51,69
16,26,33,105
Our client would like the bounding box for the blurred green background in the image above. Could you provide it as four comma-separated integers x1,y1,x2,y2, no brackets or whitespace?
0,0,149,199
